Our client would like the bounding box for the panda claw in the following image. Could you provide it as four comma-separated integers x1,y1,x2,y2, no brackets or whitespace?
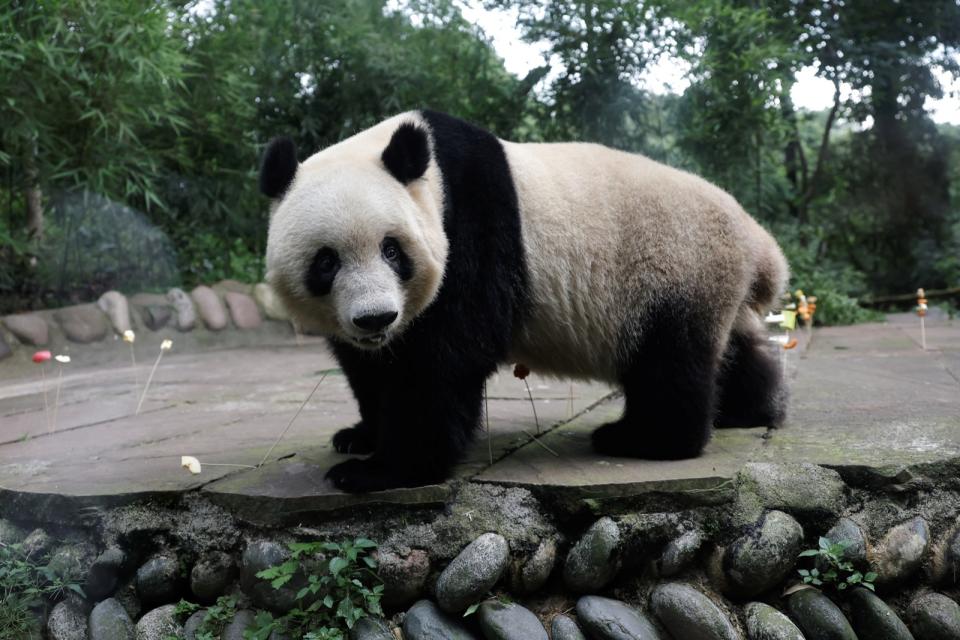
332,425,376,455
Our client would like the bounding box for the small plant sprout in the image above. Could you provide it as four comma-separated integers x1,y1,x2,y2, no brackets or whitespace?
123,329,139,396
31,350,52,432
135,339,172,415
797,537,877,592
50,354,70,432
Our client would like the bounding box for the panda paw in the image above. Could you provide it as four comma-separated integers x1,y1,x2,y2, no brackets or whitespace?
332,424,376,454
326,458,435,493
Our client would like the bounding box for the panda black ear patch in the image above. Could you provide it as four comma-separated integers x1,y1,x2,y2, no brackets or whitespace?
259,136,298,199
381,123,430,185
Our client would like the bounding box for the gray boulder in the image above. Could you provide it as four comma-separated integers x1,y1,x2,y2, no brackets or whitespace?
848,588,913,640
563,517,621,592
134,605,182,640
402,599,478,640
47,600,89,640
88,598,134,640
908,592,960,640
743,602,804,640
435,532,509,613
477,600,548,640
650,582,739,640
718,510,803,598
786,588,857,640
576,595,663,640
551,614,587,640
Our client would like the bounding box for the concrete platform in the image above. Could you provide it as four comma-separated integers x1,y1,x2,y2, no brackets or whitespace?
1,312,957,524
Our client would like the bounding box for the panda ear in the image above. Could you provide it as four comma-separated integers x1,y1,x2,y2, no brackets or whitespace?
259,136,298,199
381,123,430,185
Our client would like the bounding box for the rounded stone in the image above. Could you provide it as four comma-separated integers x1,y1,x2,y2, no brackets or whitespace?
183,610,206,640
49,543,97,583
786,588,857,640
738,462,847,516
254,283,290,321
224,291,262,330
822,518,868,567
650,582,739,640
908,592,960,640
241,540,298,612
932,526,960,585
478,601,548,640
551,614,587,640
743,602,804,640
563,517,621,593
221,609,256,640
350,616,395,640
721,510,803,598
135,555,181,606
379,548,430,608
3,313,49,345
848,587,913,640
659,529,704,577
134,604,182,640
54,304,109,343
97,291,132,335
139,305,171,331
402,599,478,640
47,600,88,640
88,598,134,640
86,547,127,601
576,595,662,640
513,538,557,594
871,517,930,586
190,551,237,603
190,285,228,331
166,288,197,331
435,532,509,613
22,528,53,558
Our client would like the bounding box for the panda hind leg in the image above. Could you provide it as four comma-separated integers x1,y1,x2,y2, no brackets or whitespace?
591,312,717,460
714,320,787,429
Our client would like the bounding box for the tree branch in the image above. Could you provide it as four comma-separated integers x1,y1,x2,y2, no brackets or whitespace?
801,77,841,206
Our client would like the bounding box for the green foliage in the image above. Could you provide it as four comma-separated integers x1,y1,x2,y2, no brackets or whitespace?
170,595,238,640
245,538,384,640
0,542,85,639
2,0,958,316
797,537,877,593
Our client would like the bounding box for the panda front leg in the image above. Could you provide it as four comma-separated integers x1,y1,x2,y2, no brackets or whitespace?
325,368,487,492
328,340,381,455
591,310,719,460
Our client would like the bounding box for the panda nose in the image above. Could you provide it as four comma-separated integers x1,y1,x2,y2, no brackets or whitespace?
352,311,398,332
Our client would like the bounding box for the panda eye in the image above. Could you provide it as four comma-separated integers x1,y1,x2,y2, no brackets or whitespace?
305,247,339,297
315,248,338,273
381,238,400,262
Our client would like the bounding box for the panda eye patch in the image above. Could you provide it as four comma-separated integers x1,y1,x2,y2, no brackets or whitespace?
381,236,413,281
305,247,339,296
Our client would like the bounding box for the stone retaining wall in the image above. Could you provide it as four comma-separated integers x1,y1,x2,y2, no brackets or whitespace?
4,458,960,639
0,280,293,365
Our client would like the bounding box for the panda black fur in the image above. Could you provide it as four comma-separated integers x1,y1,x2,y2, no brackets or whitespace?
261,110,789,492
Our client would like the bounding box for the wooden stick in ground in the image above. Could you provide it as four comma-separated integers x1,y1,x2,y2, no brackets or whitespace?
484,381,493,466
259,372,328,467
136,339,172,415
523,378,541,434
41,366,49,433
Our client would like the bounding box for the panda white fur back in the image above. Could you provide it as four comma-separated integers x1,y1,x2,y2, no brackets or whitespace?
504,140,787,381
261,110,788,492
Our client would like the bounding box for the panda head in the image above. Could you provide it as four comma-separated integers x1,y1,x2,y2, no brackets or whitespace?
262,117,448,349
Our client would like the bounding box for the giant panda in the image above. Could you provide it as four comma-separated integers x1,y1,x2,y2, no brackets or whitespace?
260,110,789,493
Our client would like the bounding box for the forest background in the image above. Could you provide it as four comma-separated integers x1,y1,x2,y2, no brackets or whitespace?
2,0,959,324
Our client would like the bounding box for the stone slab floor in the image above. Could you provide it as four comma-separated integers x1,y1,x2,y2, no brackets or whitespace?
1,311,957,523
